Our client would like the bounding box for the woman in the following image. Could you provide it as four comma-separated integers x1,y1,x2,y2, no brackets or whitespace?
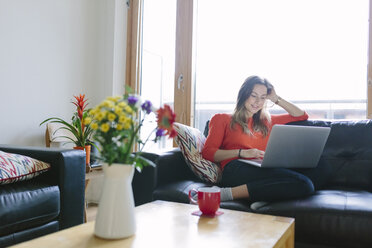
202,76,314,202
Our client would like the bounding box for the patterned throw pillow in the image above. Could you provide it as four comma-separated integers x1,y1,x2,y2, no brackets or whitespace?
0,150,51,185
173,123,222,183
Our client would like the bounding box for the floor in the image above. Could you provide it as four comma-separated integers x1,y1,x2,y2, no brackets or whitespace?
86,203,98,222
85,168,102,222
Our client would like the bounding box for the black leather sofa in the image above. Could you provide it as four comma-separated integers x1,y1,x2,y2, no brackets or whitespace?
0,145,86,247
135,119,372,248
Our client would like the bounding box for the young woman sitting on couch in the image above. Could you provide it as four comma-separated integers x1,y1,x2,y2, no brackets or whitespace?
202,75,314,202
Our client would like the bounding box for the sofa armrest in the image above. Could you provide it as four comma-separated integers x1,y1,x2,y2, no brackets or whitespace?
133,149,196,205
0,145,85,230
132,165,156,206
149,148,200,186
131,148,200,205
129,152,158,206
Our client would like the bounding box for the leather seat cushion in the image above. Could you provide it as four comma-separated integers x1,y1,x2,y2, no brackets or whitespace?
0,180,60,236
0,221,59,247
251,189,372,247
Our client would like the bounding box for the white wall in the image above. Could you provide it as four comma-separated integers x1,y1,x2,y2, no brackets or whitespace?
0,0,128,147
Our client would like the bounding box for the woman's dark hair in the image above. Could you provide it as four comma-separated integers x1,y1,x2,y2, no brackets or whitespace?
231,76,272,136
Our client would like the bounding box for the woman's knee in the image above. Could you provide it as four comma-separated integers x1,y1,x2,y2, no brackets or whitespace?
296,174,315,196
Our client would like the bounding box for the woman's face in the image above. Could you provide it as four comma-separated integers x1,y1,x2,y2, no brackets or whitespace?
244,84,268,115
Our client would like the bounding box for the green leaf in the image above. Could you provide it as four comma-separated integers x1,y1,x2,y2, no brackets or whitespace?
40,117,86,147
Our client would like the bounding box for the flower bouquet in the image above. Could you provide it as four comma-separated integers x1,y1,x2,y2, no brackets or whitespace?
90,89,176,239
88,90,176,170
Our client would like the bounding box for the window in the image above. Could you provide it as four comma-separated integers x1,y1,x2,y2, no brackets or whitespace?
127,0,372,137
138,0,176,151
194,0,369,131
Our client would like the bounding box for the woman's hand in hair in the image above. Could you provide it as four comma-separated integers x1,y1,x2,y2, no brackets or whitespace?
267,86,306,117
241,148,265,159
266,87,280,104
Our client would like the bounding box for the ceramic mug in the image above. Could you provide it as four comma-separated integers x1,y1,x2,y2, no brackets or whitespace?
189,187,221,215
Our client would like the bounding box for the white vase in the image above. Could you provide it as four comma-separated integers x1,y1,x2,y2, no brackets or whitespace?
94,163,136,239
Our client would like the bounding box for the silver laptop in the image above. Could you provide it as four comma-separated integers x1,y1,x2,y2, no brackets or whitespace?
239,124,331,168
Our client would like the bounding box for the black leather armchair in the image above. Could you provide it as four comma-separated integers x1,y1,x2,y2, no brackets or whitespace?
0,145,85,247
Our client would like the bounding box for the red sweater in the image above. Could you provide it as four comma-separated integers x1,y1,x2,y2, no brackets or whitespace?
202,113,309,170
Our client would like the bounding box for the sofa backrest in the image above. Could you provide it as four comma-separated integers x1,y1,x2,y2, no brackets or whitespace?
289,120,372,191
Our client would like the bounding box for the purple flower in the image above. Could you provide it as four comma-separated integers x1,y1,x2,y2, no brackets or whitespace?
156,128,165,137
127,96,138,105
141,100,152,114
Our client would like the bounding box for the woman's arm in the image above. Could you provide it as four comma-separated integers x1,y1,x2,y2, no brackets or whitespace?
202,114,227,162
267,88,305,117
213,148,265,162
213,149,240,162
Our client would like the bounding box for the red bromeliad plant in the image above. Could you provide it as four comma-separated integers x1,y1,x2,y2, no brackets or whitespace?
72,94,89,138
40,94,94,147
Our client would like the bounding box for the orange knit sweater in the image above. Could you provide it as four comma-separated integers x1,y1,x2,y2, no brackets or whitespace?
202,113,309,170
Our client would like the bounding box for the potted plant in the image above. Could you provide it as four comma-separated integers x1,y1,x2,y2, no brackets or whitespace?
89,89,176,239
40,94,94,172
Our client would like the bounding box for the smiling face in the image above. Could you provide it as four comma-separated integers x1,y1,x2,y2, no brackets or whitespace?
244,84,268,116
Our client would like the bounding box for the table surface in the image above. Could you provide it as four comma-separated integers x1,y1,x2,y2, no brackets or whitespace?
11,200,294,248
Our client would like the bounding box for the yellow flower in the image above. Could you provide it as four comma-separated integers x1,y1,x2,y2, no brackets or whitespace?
121,118,132,130
83,117,92,125
100,123,110,133
119,115,128,124
125,118,132,125
91,122,98,130
102,100,114,108
114,106,123,115
116,124,123,130
89,108,98,116
123,122,131,130
125,106,133,114
107,96,121,103
108,113,116,122
95,111,106,121
118,102,127,108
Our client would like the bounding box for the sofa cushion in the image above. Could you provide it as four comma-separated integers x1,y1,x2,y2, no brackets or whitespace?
0,221,59,248
173,123,222,184
0,180,60,236
288,119,372,191
0,150,51,185
250,189,372,247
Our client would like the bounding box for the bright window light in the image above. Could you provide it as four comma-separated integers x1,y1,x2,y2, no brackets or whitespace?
194,0,369,130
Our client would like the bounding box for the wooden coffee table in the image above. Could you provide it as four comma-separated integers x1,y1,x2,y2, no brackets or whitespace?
11,200,294,248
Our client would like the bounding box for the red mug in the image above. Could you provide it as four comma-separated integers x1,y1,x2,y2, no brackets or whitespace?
189,187,221,215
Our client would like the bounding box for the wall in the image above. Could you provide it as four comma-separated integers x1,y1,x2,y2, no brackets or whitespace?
0,0,127,147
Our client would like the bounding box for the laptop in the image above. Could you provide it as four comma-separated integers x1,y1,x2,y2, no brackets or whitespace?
238,124,331,168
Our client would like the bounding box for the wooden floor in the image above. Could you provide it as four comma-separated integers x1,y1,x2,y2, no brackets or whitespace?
86,203,98,222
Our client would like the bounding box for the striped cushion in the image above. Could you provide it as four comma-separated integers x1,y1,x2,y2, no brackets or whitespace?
0,150,51,185
174,123,221,183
